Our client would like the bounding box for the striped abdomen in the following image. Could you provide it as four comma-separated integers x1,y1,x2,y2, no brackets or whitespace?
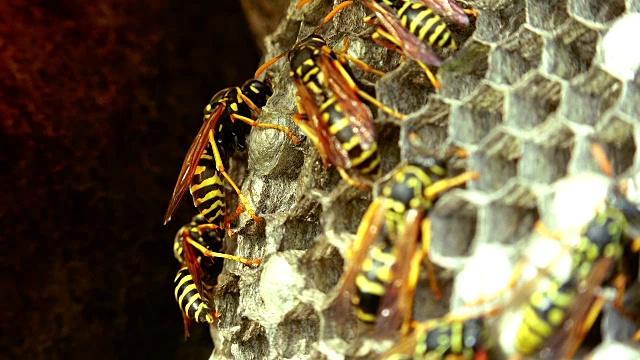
397,2,456,49
352,242,396,323
415,318,485,358
189,146,226,228
174,267,214,324
515,279,575,355
319,96,381,177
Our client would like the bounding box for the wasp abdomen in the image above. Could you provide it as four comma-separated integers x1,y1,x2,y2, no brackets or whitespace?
397,2,456,49
174,267,214,324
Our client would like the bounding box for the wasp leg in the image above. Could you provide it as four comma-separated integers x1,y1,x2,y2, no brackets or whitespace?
372,27,441,88
424,171,479,200
337,167,372,190
207,131,262,224
465,8,479,17
222,204,246,237
590,142,615,177
333,37,387,78
186,236,261,266
612,273,640,321
317,1,354,28
295,0,314,9
230,111,301,146
371,30,406,60
421,218,443,299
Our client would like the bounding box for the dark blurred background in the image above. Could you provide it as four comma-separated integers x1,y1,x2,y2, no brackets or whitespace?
0,0,284,358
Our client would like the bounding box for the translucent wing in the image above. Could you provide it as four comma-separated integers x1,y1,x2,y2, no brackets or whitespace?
164,103,226,224
318,53,376,149
329,199,388,323
544,258,616,358
293,77,352,170
419,0,473,26
375,208,423,337
362,0,443,67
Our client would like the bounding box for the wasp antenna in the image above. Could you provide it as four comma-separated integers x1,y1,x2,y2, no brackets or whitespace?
255,51,288,79
590,142,615,177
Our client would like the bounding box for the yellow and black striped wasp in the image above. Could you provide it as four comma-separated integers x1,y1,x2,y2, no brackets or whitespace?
509,143,640,358
254,5,405,189
331,156,478,336
382,315,488,360
164,79,300,231
295,0,477,88
173,214,260,339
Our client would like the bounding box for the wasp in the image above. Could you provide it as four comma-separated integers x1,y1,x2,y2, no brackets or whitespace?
294,0,477,88
382,316,488,360
173,214,261,339
255,17,406,188
164,79,300,230
297,0,476,26
510,144,640,358
332,157,478,336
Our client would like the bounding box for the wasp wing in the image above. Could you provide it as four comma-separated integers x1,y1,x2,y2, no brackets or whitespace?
543,258,616,359
363,0,443,67
318,54,376,151
164,103,226,224
328,199,388,323
420,0,472,26
375,208,424,338
293,77,352,170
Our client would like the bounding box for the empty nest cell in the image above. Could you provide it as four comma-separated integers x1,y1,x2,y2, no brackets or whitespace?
470,129,521,192
543,18,599,80
505,72,562,130
559,65,623,126
480,183,539,246
487,26,544,85
437,39,491,100
526,0,569,30
450,83,505,145
430,192,479,260
472,0,526,43
518,121,575,184
568,0,626,25
400,97,451,159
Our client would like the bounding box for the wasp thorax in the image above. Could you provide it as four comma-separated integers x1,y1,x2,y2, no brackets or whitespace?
242,79,272,108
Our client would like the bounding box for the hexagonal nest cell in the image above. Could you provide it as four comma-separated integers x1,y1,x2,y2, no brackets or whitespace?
182,1,640,359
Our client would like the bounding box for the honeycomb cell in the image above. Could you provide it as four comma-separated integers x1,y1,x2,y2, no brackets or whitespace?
593,115,636,176
469,129,520,192
543,18,599,80
479,183,539,246
430,192,479,261
505,72,562,130
487,26,545,85
400,97,451,159
526,0,569,30
518,121,574,184
559,66,623,126
437,39,491,100
273,304,319,358
616,81,640,122
568,0,626,25
449,84,505,145
377,61,433,116
472,0,526,43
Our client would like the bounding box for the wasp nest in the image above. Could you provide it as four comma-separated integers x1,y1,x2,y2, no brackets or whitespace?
211,0,640,359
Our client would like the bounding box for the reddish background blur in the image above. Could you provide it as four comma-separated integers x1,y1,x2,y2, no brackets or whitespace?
0,0,262,358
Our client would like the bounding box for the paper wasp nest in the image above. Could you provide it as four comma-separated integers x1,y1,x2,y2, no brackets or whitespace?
211,0,640,359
